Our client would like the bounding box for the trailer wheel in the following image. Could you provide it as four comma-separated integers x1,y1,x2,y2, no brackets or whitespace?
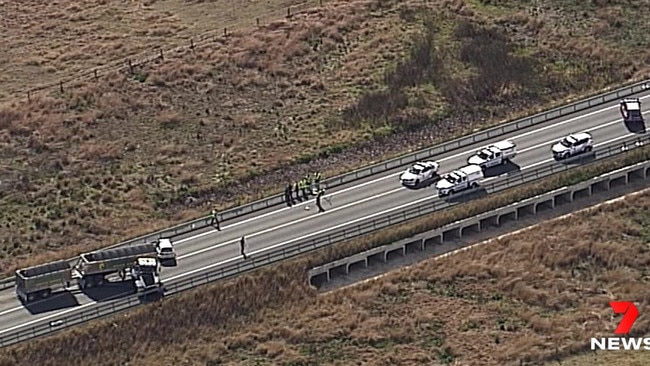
40,289,52,299
27,293,36,303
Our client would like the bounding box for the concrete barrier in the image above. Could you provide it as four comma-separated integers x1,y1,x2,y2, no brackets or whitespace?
308,160,650,287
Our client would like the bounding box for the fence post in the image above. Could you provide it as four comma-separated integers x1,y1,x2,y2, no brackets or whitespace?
287,7,291,18
319,0,322,6
59,81,64,93
94,69,98,80
27,91,31,101
127,59,134,74
159,49,164,60
256,17,259,27
190,39,194,50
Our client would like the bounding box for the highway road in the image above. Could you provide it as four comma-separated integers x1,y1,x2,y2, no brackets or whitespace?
0,90,648,340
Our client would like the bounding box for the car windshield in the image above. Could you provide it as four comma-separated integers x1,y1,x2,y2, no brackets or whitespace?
560,138,573,147
408,166,422,174
446,173,460,183
477,149,491,159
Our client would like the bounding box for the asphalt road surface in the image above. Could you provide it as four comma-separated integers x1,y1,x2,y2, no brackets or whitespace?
0,90,648,340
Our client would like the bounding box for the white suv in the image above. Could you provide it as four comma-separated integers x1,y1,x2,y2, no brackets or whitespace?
551,132,593,159
155,238,176,260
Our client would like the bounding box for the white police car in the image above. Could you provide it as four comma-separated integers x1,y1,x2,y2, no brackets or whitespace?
551,132,593,159
400,161,440,186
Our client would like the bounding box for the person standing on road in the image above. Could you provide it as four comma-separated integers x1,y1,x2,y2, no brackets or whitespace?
240,236,247,259
288,183,296,205
294,181,301,202
305,174,313,195
210,209,221,231
316,189,326,213
300,179,308,200
284,185,293,207
313,171,322,192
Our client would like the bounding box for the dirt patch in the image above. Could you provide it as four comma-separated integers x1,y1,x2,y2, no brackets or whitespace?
0,0,649,275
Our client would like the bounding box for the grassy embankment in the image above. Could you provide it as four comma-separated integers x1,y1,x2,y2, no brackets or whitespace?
0,0,649,275
2,134,649,365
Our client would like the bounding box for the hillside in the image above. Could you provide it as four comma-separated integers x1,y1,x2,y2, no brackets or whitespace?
1,0,649,275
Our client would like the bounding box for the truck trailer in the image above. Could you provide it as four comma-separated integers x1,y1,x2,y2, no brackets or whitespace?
74,243,163,294
15,260,73,303
15,243,164,304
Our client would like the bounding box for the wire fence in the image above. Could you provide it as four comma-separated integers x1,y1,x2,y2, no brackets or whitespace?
13,0,327,102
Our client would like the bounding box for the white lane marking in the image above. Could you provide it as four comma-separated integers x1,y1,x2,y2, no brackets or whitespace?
512,132,640,171
177,186,406,260
175,97,650,244
0,302,97,335
176,131,645,262
177,112,647,247
0,103,646,331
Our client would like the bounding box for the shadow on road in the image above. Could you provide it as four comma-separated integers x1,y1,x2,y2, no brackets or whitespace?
483,161,521,178
401,176,441,190
624,120,646,134
556,152,596,165
138,288,165,303
160,258,178,267
24,292,80,315
443,187,488,203
81,281,136,302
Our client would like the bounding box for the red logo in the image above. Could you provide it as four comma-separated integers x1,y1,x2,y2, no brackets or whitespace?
610,301,639,335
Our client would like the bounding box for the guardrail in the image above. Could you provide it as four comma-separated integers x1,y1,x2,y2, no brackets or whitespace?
307,161,650,286
1,133,648,349
0,79,647,291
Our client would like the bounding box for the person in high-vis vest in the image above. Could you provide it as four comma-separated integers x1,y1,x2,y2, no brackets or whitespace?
302,179,309,200
210,209,221,231
313,172,321,193
304,174,312,195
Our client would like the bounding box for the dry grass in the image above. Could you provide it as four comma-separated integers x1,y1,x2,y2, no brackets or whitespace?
1,0,650,276
0,0,316,100
1,143,649,365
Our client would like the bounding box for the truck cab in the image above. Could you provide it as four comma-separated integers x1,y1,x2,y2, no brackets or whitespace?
620,98,643,123
131,257,163,294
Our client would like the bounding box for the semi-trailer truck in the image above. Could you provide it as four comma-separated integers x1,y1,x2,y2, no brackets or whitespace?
15,243,164,303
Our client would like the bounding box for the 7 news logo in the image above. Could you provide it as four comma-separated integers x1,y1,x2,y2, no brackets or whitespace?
591,301,648,350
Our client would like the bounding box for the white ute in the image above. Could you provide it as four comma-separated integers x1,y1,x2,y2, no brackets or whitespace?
620,98,644,123
155,238,176,261
435,164,484,197
551,132,593,159
467,140,517,169
400,161,440,186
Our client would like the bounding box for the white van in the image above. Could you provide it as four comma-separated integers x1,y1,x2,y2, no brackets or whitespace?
155,238,176,260
435,164,484,196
